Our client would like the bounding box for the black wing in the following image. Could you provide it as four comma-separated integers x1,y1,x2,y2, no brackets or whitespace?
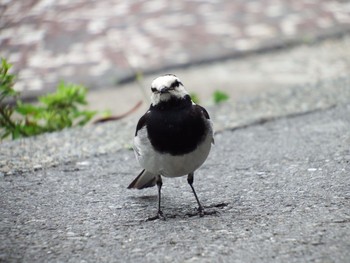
195,104,214,144
135,112,148,136
195,104,210,119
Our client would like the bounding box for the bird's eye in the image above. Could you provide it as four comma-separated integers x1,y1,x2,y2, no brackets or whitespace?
151,87,157,93
170,80,179,89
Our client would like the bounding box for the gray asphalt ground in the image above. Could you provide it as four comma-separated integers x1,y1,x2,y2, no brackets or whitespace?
2,9,350,261
1,33,350,262
1,102,350,262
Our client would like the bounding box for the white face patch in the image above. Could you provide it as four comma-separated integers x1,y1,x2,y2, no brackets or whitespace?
150,75,189,106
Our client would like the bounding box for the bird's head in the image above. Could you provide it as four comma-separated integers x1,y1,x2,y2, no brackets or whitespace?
150,74,189,106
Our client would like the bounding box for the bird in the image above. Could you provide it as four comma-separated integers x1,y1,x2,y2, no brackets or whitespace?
127,74,214,220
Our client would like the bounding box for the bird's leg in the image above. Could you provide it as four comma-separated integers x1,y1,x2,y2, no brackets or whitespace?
147,175,166,221
156,175,166,219
187,172,204,217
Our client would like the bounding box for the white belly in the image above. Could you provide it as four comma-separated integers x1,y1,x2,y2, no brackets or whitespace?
134,126,212,177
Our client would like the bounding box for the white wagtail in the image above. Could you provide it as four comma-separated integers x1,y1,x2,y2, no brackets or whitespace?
128,74,214,220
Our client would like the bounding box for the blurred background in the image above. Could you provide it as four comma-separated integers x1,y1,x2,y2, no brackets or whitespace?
1,0,350,117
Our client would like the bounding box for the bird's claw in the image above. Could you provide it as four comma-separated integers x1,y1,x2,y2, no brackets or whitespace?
186,207,219,217
146,210,166,221
198,207,204,217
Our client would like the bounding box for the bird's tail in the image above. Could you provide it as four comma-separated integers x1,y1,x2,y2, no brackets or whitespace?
127,169,157,189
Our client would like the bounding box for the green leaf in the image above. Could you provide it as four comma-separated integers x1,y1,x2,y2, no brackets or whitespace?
213,90,229,104
1,60,98,141
12,125,22,140
0,58,17,98
15,102,43,116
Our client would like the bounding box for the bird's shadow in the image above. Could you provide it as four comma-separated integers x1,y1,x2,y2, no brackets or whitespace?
128,193,229,220
130,195,158,203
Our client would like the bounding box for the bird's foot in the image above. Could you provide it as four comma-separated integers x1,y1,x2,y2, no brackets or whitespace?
146,210,166,221
198,206,205,217
202,209,220,216
186,207,220,218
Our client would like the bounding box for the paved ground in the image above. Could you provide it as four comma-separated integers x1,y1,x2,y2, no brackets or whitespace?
1,45,350,260
1,0,350,99
1,102,350,262
1,2,350,261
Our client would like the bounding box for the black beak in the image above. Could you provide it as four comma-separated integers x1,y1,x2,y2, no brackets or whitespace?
160,87,171,94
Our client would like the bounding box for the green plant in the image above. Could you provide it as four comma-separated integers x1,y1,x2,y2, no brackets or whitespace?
212,90,229,104
0,58,96,140
0,58,19,139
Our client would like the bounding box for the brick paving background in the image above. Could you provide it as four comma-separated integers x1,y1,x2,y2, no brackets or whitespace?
1,0,350,99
